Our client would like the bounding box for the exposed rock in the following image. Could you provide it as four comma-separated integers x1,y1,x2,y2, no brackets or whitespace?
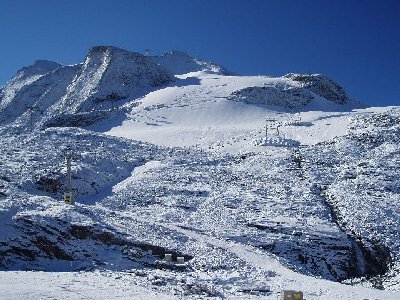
228,85,313,108
285,73,350,105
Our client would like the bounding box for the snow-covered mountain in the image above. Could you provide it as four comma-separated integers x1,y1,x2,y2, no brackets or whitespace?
57,46,175,113
0,60,66,124
0,46,399,299
0,46,175,130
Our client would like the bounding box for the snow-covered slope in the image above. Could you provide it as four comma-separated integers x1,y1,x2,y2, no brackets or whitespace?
105,72,362,149
0,60,65,125
0,46,399,299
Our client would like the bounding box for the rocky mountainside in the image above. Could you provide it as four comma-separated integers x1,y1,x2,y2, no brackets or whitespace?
0,46,176,130
284,73,350,105
0,60,65,124
57,46,175,113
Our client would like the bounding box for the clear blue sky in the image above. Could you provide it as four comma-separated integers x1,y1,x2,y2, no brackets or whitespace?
0,0,399,106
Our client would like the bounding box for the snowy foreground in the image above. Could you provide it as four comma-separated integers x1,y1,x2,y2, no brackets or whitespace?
0,47,399,299
0,269,399,300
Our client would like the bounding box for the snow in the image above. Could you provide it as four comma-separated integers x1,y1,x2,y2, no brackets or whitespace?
0,271,177,300
0,46,399,299
105,73,358,150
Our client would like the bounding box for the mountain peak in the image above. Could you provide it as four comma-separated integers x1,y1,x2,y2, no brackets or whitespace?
161,50,192,58
31,59,61,68
89,45,120,52
152,50,235,76
87,45,145,58
12,60,62,82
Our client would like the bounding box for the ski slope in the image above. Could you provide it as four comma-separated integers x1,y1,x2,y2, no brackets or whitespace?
105,72,362,151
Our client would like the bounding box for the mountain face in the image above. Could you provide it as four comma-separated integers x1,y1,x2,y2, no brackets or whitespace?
57,46,176,113
0,64,81,127
0,60,62,107
0,46,399,299
6,60,62,84
0,60,64,124
0,46,176,129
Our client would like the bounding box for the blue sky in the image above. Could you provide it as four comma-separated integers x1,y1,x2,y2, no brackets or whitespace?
0,0,399,106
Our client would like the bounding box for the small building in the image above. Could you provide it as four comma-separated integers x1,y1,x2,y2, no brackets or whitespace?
281,290,303,300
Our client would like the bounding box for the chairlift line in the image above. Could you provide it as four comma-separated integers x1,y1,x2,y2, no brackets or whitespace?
63,151,75,205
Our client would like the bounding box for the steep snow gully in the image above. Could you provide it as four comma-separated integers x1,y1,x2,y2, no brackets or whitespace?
0,46,399,299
